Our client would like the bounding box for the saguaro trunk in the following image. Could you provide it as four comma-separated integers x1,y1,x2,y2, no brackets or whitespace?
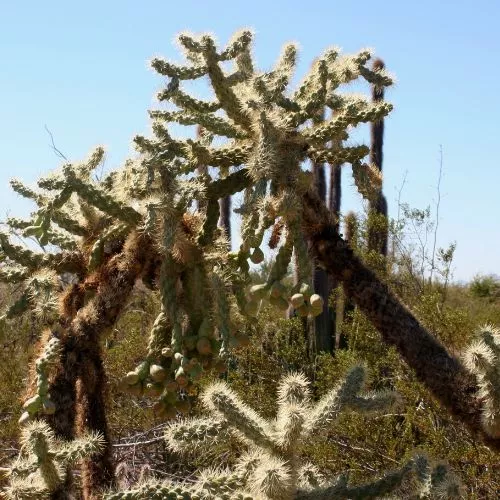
328,160,342,349
311,157,334,354
367,58,389,257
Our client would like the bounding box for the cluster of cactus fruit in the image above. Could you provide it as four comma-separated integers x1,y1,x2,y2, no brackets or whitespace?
0,29,396,426
105,367,461,499
246,281,324,317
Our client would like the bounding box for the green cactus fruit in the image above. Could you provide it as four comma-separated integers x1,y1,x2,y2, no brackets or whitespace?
175,367,189,387
23,395,42,415
136,361,150,380
250,247,265,264
18,411,31,426
161,347,173,358
290,293,305,308
299,283,312,300
150,364,167,383
309,306,322,317
309,293,324,310
296,304,309,317
270,281,287,298
249,283,268,300
144,382,164,398
124,371,140,385
269,295,289,311
196,337,212,355
41,397,56,415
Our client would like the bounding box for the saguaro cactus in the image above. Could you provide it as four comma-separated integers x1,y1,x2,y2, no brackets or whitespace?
311,108,334,355
367,58,389,257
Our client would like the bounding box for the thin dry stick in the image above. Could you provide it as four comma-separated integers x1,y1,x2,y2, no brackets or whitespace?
429,144,443,285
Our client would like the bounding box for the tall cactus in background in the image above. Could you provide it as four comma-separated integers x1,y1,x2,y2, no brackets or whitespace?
367,58,389,257
105,368,460,499
311,109,334,355
2,30,500,499
327,126,343,351
336,211,358,350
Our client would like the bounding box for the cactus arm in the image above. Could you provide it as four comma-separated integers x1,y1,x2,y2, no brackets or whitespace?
62,170,142,225
164,417,230,454
201,381,275,451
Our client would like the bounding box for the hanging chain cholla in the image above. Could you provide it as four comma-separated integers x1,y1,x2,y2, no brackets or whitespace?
0,29,394,425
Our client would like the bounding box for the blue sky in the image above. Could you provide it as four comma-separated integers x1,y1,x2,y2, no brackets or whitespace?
1,0,498,282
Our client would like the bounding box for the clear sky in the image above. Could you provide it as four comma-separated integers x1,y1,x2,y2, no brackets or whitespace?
1,0,498,282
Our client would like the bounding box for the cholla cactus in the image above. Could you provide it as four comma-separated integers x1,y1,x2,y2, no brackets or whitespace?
463,324,500,438
0,421,104,499
106,367,460,499
0,29,404,497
